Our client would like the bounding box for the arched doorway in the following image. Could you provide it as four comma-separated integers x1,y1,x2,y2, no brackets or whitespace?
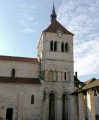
6,108,13,120
62,94,68,120
49,93,55,120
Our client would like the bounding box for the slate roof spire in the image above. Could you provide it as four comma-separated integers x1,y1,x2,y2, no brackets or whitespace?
50,1,57,23
52,1,56,14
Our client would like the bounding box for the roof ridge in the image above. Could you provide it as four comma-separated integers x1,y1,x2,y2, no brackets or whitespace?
0,55,38,63
84,78,96,84
0,55,37,59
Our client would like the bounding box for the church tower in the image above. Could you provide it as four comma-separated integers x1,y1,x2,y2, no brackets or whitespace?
37,4,74,120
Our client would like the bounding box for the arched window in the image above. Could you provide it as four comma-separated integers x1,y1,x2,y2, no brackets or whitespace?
61,42,64,52
65,42,68,52
54,41,57,51
64,72,66,80
49,93,55,120
63,68,69,81
31,95,34,104
62,94,68,120
50,41,53,51
11,69,15,77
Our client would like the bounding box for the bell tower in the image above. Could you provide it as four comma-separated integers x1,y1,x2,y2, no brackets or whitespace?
37,4,75,120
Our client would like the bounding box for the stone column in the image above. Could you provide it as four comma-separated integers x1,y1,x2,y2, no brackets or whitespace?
70,95,75,120
78,92,85,120
45,96,49,120
74,95,79,120
17,91,24,120
57,96,62,120
58,42,61,52
87,89,96,120
58,71,62,82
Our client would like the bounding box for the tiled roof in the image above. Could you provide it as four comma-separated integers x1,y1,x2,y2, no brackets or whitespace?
43,20,74,35
84,78,96,85
71,78,99,95
82,78,99,91
0,77,41,85
0,55,38,63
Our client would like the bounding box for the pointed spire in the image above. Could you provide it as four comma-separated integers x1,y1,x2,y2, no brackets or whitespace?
52,2,56,14
50,1,57,23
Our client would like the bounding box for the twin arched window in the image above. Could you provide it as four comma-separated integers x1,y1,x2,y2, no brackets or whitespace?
65,42,68,52
61,42,68,52
50,41,69,52
50,41,53,51
54,41,57,51
61,42,64,52
50,41,57,51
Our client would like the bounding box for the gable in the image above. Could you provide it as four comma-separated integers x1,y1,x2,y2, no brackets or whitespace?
43,20,74,35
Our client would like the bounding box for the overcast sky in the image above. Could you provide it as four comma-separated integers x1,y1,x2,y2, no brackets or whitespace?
0,0,99,81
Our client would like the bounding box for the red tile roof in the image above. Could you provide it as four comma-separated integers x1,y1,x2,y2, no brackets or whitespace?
0,55,38,63
0,77,41,85
43,20,74,35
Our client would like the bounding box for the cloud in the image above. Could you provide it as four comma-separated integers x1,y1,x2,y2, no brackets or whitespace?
20,3,27,8
24,28,35,33
74,39,99,76
57,0,99,76
26,17,34,21
19,3,40,33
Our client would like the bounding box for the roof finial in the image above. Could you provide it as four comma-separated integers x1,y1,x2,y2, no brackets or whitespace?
50,1,57,23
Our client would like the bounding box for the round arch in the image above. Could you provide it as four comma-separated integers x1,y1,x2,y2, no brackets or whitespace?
61,65,72,72
48,64,59,71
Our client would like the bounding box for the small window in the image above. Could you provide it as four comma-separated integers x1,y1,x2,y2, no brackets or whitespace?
11,69,15,77
31,95,34,104
50,41,53,51
61,42,64,52
64,72,66,80
65,42,68,52
45,33,46,38
54,41,57,51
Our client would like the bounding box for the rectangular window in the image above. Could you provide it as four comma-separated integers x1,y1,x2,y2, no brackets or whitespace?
31,95,34,104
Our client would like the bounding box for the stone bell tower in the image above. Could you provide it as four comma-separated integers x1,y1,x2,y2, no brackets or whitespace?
37,4,75,120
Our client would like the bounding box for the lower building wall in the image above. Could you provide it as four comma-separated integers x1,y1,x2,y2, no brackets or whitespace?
0,84,43,120
0,81,75,120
